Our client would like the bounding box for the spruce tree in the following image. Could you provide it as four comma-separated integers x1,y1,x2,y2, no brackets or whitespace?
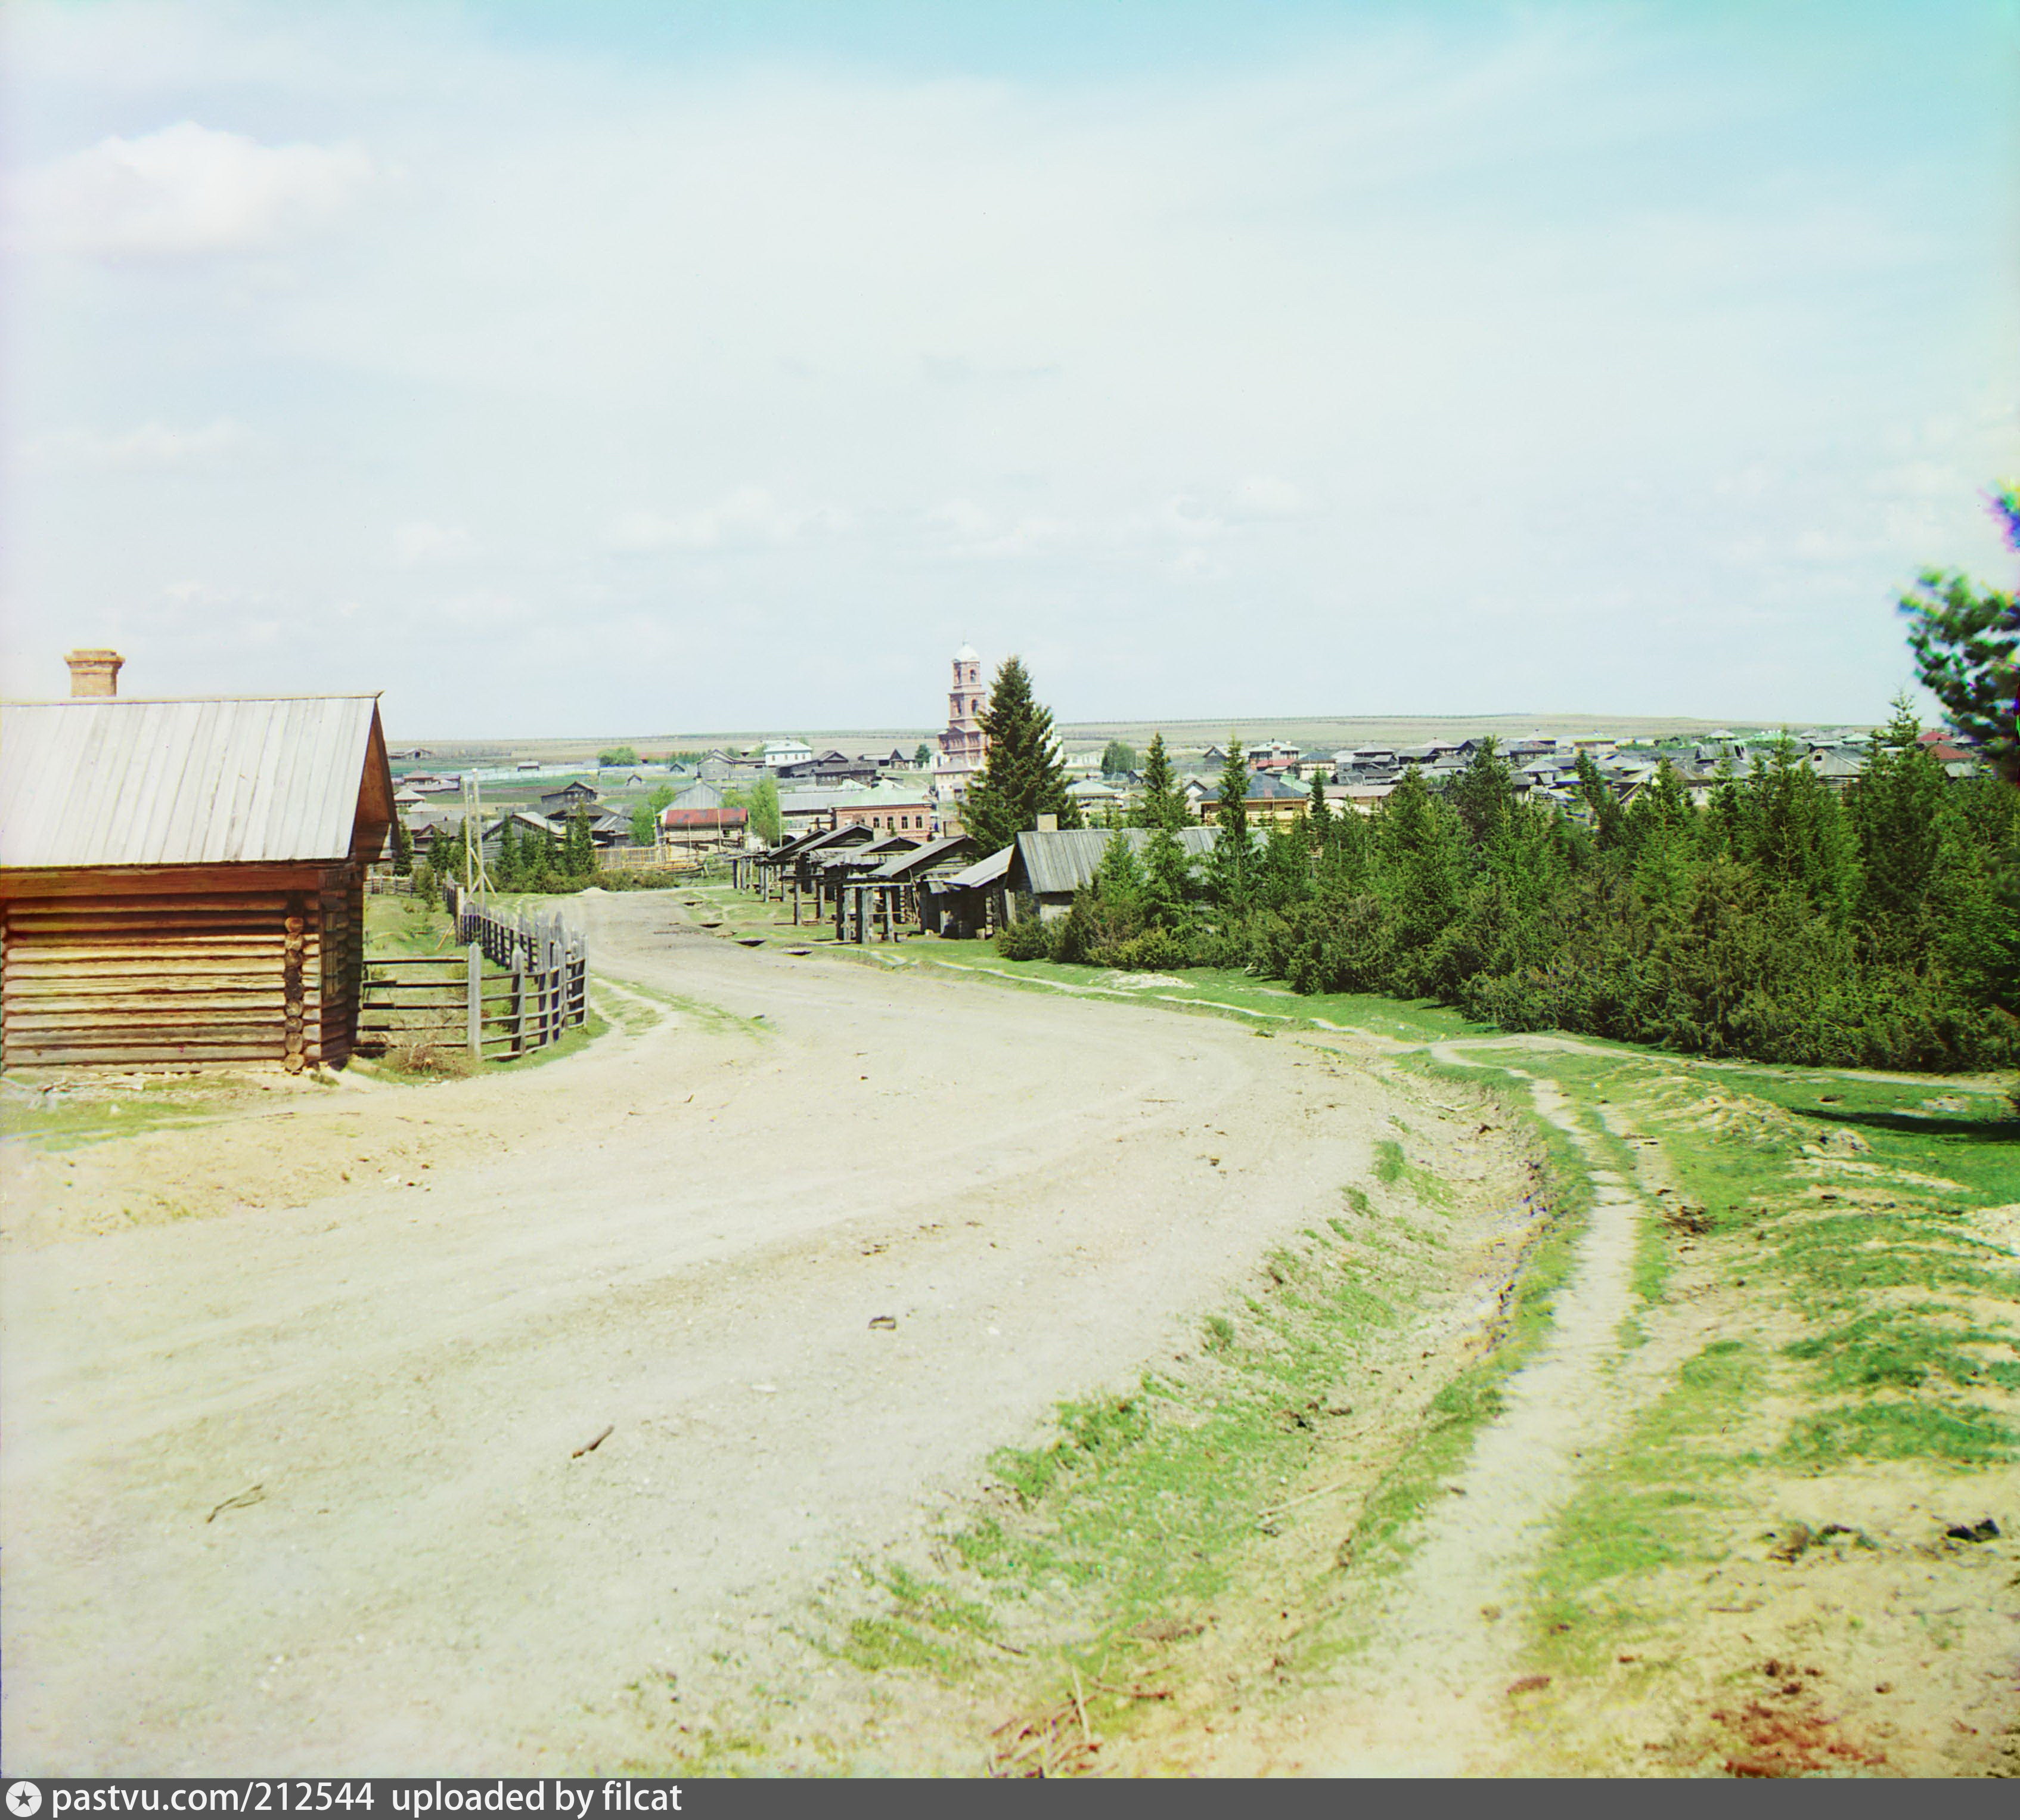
1450,738,1515,848
564,807,596,879
498,816,521,888
1207,741,1253,913
1143,825,1196,929
961,656,1083,855
390,811,414,876
1308,765,1332,849
1848,696,1947,935
1132,731,1189,831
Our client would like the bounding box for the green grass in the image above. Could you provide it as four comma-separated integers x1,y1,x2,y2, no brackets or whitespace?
910,944,1490,1044
0,1078,286,1151
1528,1338,1767,1669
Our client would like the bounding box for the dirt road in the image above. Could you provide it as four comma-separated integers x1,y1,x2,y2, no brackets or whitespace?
1,894,1444,1774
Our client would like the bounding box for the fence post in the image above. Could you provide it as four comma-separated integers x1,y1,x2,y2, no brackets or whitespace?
466,942,481,1059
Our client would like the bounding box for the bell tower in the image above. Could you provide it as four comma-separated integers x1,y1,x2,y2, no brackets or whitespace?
935,643,988,798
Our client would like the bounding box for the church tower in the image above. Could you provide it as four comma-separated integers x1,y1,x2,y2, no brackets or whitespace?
934,644,989,799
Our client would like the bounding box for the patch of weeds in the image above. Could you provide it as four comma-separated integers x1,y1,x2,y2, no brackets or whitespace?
1349,1369,1509,1568
838,1616,965,1675
1771,1210,2007,1307
1526,1338,1764,1671
381,1038,477,1081
828,1565,1003,1681
1786,1308,2016,1394
1781,1400,2016,1469
1372,1137,1451,1208
1202,1314,1236,1354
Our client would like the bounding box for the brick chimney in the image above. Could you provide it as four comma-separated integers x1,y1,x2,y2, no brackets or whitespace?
65,649,123,697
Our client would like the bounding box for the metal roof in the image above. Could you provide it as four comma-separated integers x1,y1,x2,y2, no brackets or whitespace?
0,694,384,869
1011,826,1220,898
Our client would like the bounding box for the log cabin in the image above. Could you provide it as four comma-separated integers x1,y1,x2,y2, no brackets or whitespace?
0,656,395,1071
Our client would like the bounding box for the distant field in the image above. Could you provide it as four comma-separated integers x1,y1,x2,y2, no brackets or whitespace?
398,711,1791,767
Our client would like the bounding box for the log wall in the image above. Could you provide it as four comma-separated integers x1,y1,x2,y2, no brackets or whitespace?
0,864,361,1071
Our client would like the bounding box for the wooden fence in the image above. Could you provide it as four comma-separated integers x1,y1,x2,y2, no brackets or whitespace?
357,888,588,1062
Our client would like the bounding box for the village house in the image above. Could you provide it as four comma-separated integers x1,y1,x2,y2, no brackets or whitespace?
1197,770,1312,829
659,782,747,854
836,793,935,838
0,652,393,1071
1003,826,1222,921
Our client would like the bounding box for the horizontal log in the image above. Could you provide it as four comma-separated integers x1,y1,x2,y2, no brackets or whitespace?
4,954,297,974
5,971,291,994
5,999,295,1021
4,1015,302,1038
2,1044,292,1064
2,1022,296,1043
2,941,295,963
5,895,302,914
6,920,311,941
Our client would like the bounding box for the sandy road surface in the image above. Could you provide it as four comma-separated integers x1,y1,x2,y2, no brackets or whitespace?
2,895,1420,1774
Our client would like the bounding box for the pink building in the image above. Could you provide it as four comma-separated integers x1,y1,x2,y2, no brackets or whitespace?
932,644,988,801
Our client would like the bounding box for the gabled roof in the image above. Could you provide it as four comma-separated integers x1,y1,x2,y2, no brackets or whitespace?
0,694,391,869
1011,826,1220,897
865,834,975,881
941,844,1015,889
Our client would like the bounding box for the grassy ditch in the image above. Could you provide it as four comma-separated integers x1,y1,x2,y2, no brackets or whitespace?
1490,1047,2020,1767
798,1063,1580,1769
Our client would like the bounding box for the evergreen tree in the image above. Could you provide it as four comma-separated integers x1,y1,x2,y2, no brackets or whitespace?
1449,739,1515,848
519,820,551,889
1307,766,1332,849
497,817,522,887
1574,750,1627,850
1206,741,1253,913
914,742,933,768
564,807,597,879
961,656,1083,854
1142,825,1196,930
1132,731,1190,831
1848,696,1947,935
390,810,414,876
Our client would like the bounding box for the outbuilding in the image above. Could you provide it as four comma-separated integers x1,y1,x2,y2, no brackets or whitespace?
0,658,394,1071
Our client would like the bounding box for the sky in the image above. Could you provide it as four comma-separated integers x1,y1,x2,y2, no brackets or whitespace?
2,0,2015,739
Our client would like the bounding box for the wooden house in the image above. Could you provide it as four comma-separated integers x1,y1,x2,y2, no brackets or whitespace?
0,674,394,1071
1005,827,1220,920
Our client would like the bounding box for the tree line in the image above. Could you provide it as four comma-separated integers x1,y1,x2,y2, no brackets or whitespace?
998,714,2019,1072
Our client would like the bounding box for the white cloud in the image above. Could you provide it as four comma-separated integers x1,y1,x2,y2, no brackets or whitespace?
607,488,852,553
20,420,253,471
14,121,373,256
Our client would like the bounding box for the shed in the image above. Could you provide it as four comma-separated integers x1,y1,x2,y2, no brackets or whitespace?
1007,827,1220,919
921,842,1014,938
0,687,393,1071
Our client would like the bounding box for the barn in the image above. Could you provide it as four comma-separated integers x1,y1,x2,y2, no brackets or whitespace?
0,669,395,1072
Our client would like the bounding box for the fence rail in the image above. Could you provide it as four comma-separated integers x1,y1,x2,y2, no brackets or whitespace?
358,887,589,1061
